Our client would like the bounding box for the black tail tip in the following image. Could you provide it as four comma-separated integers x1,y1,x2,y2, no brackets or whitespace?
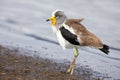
100,44,109,55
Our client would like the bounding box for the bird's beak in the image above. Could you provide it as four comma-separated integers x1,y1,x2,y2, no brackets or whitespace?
46,16,56,27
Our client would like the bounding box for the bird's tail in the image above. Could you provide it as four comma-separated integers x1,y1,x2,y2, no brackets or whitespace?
99,44,109,55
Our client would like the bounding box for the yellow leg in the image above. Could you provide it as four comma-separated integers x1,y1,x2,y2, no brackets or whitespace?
66,48,79,75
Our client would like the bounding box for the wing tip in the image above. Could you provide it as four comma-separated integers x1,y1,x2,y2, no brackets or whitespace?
99,44,110,55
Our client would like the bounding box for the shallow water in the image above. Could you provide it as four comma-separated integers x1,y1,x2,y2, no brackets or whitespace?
0,0,120,79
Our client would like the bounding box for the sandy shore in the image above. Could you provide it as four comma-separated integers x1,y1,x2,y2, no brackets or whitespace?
0,45,106,80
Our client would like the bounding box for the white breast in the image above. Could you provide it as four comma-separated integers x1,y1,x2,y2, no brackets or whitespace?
56,30,79,49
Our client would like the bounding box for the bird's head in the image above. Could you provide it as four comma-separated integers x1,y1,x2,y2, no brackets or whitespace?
46,10,67,27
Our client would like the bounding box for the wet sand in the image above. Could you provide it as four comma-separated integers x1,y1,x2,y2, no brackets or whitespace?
0,45,106,80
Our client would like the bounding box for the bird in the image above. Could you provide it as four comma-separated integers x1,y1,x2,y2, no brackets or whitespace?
46,10,109,75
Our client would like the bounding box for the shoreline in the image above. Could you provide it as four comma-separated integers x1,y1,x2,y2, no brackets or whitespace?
0,45,108,80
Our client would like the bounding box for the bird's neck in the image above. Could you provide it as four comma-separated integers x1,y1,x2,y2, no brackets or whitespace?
52,26,58,33
51,24,61,33
52,20,65,33
52,17,67,33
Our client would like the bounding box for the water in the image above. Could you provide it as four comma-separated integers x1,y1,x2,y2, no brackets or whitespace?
0,0,120,79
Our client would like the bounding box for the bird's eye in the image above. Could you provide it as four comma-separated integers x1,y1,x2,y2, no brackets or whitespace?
56,16,60,19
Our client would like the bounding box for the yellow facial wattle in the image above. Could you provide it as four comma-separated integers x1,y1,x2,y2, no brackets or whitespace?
49,16,56,26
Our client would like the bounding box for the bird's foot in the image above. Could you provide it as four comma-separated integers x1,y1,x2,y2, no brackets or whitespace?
66,58,76,75
66,64,75,75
